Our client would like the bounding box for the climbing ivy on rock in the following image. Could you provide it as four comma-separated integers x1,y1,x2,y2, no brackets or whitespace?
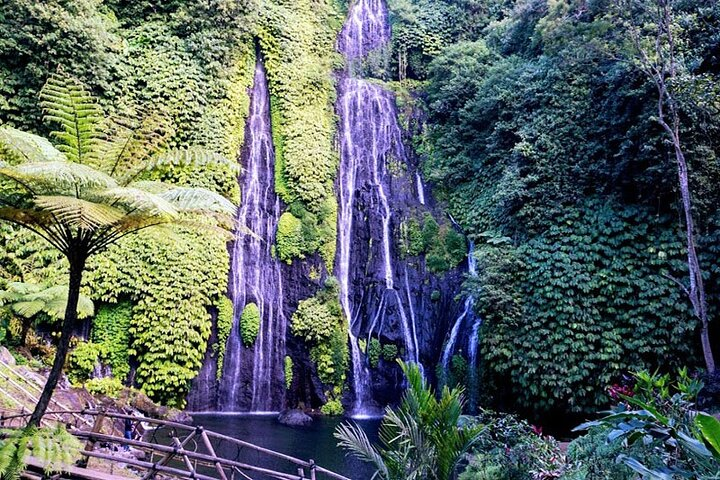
215,296,233,381
86,226,229,407
240,303,260,347
477,202,702,414
90,302,132,381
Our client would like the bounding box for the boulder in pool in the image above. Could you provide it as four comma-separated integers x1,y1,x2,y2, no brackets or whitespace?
278,409,313,426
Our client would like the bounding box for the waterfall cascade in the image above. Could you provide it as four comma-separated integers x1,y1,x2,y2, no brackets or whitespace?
336,0,427,416
440,241,483,408
216,60,287,413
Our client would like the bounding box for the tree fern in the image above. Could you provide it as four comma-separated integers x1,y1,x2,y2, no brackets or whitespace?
40,74,103,166
0,72,239,427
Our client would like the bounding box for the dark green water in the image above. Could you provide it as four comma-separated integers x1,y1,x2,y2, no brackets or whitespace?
185,414,380,480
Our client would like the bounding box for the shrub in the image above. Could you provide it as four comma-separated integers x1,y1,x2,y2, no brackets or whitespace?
91,302,131,380
368,338,382,368
67,341,107,385
84,377,124,399
382,344,398,362
240,303,260,347
321,398,344,416
284,355,293,390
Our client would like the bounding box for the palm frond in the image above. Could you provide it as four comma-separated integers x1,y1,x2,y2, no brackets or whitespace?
34,196,125,230
40,74,103,165
0,161,117,194
335,422,390,479
159,187,237,216
0,127,66,164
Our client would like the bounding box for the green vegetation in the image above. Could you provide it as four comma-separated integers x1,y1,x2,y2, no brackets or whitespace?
240,303,260,347
215,296,233,380
368,338,382,368
399,212,466,272
0,425,81,480
90,302,131,380
336,361,484,480
284,355,293,390
67,341,107,384
0,73,236,420
291,277,348,395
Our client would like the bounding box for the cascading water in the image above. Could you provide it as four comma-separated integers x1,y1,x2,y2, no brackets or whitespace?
440,241,481,393
336,0,423,416
416,172,426,205
217,60,287,413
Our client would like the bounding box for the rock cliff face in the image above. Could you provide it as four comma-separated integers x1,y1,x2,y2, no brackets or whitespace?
188,0,469,414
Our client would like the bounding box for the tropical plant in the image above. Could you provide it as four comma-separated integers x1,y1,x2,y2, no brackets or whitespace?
0,281,94,346
0,73,237,427
335,361,484,480
574,369,720,479
0,424,81,480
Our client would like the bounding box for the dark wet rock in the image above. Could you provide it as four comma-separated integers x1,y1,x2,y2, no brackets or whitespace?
278,409,313,426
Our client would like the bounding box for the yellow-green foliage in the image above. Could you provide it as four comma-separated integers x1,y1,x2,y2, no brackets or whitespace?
291,278,348,390
86,226,229,407
276,212,305,263
320,397,344,416
90,302,131,380
84,377,124,398
257,0,344,267
0,425,81,480
240,302,260,347
215,296,233,380
67,341,107,385
285,355,293,390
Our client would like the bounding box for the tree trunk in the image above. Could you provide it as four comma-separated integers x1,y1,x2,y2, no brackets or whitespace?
28,254,86,427
20,318,31,347
674,142,716,373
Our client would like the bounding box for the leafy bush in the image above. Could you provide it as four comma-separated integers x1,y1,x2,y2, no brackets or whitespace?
382,344,398,362
321,398,344,416
368,338,382,368
84,377,124,399
67,341,107,385
215,296,233,380
573,369,719,479
459,410,565,480
240,303,260,347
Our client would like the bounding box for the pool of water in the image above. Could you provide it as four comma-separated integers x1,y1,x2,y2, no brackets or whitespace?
178,413,381,480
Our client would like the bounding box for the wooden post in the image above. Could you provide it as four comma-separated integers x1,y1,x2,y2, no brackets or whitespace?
309,459,316,480
173,437,196,476
141,429,197,480
199,427,228,480
77,411,105,468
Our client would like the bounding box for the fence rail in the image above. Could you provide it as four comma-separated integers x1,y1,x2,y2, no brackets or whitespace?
0,409,352,480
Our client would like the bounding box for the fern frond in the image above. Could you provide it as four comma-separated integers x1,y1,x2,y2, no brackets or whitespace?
159,187,237,216
99,112,172,182
11,299,45,318
34,196,125,230
150,147,240,173
0,161,117,193
94,187,179,217
40,74,103,165
26,285,94,319
126,180,174,194
0,127,66,164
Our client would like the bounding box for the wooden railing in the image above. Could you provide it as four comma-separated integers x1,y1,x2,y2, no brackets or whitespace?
0,409,353,480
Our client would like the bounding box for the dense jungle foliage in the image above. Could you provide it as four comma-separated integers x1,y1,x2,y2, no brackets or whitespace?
1,0,719,435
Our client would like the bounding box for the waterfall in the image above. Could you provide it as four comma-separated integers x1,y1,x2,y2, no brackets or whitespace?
217,60,286,413
440,241,480,389
336,0,423,416
416,172,426,205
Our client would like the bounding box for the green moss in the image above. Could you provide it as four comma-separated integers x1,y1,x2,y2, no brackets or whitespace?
240,303,260,347
368,338,381,368
430,290,441,302
291,277,348,390
284,355,293,390
215,296,233,380
382,344,398,362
